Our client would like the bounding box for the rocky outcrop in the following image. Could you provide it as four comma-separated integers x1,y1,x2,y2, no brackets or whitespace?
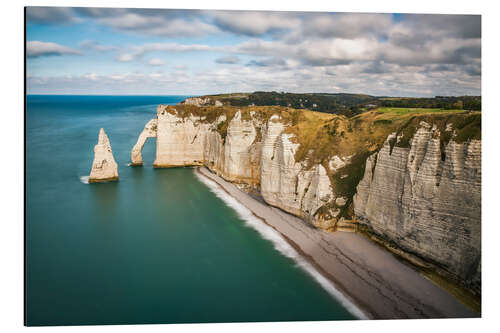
131,119,157,166
354,122,481,293
89,128,119,183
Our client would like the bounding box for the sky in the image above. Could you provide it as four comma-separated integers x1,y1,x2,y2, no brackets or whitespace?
26,7,481,97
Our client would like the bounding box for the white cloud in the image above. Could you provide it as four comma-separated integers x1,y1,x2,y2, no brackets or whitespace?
118,54,134,62
26,9,481,97
26,7,80,24
96,13,219,37
79,40,117,52
211,11,299,36
215,56,240,64
27,41,82,58
148,58,166,66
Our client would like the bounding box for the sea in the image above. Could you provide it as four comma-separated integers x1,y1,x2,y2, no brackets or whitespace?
26,95,358,326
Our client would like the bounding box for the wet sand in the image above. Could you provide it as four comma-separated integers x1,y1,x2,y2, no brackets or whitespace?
197,167,479,320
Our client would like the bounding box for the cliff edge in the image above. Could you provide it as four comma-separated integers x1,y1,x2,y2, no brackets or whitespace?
131,102,481,297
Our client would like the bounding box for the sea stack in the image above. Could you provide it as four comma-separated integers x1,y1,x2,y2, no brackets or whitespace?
89,128,119,183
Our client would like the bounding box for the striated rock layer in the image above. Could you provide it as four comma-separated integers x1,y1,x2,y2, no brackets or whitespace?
89,128,119,183
132,105,481,294
354,122,481,294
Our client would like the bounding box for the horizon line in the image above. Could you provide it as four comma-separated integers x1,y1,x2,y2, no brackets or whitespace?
25,93,482,98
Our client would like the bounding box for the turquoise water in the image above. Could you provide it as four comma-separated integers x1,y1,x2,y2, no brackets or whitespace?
26,95,356,326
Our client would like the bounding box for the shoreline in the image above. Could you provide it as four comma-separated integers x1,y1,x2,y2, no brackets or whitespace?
196,166,479,320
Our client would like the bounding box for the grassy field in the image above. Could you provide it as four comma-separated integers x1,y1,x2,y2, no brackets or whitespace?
375,107,467,115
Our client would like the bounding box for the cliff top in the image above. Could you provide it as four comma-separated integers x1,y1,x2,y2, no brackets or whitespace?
156,102,480,223
182,92,481,116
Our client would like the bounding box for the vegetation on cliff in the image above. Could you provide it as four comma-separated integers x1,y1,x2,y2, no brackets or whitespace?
197,91,481,116
165,102,480,221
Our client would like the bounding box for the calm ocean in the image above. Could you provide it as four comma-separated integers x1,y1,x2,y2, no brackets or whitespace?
25,95,356,325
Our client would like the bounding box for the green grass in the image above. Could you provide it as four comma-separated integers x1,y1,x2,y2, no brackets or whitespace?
376,107,466,115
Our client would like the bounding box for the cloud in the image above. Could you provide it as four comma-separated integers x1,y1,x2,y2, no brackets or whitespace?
215,56,240,64
118,43,217,62
96,13,219,37
148,58,166,66
298,13,393,40
26,7,80,24
246,57,286,67
26,9,481,97
212,11,299,36
400,14,481,40
27,61,481,97
27,41,82,58
117,54,134,62
79,40,117,52
72,8,219,37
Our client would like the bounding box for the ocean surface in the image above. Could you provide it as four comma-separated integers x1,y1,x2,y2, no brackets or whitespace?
26,95,357,326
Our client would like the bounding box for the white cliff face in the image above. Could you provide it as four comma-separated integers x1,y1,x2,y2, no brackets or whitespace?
354,122,481,293
89,128,119,183
131,119,157,166
150,107,261,182
132,108,339,221
130,106,481,294
154,107,210,167
223,111,257,181
259,116,339,227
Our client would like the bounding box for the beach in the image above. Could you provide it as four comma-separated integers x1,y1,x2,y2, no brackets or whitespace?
197,166,479,319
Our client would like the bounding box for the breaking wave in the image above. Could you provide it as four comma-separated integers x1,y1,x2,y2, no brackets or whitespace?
195,170,368,320
80,176,90,184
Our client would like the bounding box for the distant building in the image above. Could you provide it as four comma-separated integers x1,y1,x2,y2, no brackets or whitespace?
365,104,377,108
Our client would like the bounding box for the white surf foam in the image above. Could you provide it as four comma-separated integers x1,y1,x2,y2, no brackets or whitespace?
195,170,368,319
80,175,90,184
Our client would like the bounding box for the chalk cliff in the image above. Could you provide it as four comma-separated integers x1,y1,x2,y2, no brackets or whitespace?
131,119,157,166
89,128,119,183
131,104,481,293
354,121,481,294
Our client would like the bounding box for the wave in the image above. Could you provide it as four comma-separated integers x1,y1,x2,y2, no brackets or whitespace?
80,175,90,184
194,170,368,320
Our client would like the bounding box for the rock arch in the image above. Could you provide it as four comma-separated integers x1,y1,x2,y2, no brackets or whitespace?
131,118,157,166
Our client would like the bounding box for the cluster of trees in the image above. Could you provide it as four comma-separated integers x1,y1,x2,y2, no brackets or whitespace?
218,92,481,116
223,91,376,117
379,96,481,111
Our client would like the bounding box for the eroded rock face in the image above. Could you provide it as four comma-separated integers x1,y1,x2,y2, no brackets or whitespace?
131,119,157,166
154,107,211,167
183,97,212,106
131,106,481,293
89,128,119,183
135,107,341,223
354,122,481,293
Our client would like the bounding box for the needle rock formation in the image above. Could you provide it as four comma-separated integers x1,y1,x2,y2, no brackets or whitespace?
89,128,119,183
